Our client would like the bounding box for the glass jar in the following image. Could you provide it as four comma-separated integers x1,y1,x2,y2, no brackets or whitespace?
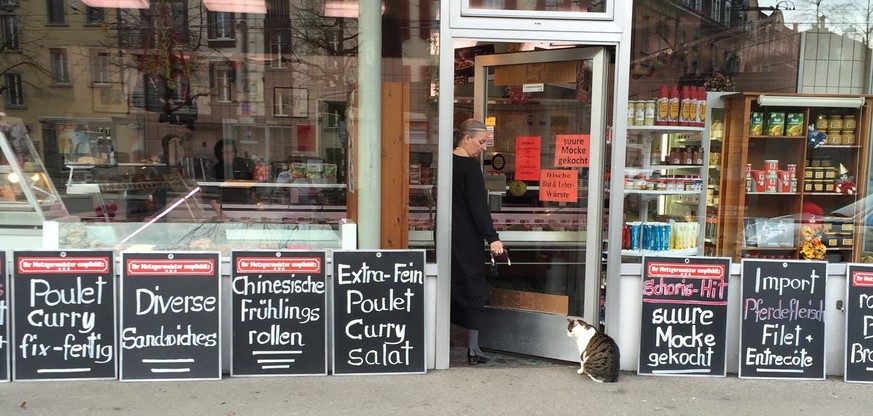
828,114,844,131
844,114,856,130
827,130,842,145
843,130,856,145
815,114,829,131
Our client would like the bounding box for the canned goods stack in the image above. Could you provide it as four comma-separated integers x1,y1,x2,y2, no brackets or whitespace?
622,221,699,252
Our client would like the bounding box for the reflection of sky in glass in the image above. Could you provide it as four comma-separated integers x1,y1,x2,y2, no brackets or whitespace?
757,0,872,37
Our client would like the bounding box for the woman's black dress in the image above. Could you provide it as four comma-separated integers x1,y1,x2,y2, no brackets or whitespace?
451,154,500,330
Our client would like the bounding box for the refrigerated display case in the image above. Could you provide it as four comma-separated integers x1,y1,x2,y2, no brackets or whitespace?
0,116,68,244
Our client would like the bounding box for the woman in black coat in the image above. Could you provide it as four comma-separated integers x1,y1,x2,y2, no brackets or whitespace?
451,118,505,365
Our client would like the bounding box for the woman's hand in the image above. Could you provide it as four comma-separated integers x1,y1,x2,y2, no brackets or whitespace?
490,240,504,256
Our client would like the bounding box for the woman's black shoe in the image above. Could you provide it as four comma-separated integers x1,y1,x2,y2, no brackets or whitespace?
468,349,490,365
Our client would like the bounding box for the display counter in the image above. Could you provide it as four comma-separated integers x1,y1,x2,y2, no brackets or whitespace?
44,217,357,254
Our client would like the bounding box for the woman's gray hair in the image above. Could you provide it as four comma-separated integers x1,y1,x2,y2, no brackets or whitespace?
453,118,488,147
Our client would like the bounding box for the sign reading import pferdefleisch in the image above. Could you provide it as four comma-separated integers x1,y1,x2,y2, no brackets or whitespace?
12,251,116,381
120,252,221,381
739,259,826,380
231,251,327,377
332,250,426,375
638,256,730,377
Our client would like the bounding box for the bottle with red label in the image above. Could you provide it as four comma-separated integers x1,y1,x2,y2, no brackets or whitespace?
668,85,680,126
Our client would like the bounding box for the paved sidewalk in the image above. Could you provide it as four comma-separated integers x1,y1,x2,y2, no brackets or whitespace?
1,361,872,416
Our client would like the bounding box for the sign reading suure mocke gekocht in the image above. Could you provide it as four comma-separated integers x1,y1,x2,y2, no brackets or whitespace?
230,251,327,377
638,256,730,377
739,259,826,380
332,250,426,375
120,252,221,381
12,251,115,381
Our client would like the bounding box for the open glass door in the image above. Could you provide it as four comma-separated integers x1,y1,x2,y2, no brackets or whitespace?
463,46,607,361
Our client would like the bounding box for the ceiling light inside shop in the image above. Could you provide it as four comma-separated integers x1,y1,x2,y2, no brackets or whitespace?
757,95,864,108
204,0,266,14
324,1,385,18
81,0,149,8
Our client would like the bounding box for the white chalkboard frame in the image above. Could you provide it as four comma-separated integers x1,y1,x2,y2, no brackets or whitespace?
636,256,731,377
119,251,222,382
229,250,329,378
11,250,117,382
0,250,8,382
844,264,873,383
738,259,827,381
330,250,428,376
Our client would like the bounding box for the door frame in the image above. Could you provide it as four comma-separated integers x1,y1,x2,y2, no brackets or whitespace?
473,47,607,326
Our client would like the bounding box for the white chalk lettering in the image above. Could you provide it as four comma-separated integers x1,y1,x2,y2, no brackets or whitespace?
248,324,304,346
754,267,820,295
27,309,95,333
136,286,216,315
121,325,218,349
345,288,415,314
232,274,324,295
30,276,107,307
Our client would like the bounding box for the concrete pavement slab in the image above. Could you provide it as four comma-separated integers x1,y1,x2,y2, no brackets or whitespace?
1,365,872,416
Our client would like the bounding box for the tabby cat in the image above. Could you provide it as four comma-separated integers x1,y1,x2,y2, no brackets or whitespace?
566,319,620,383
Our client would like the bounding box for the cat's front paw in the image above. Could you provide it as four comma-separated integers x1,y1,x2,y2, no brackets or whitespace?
576,368,584,374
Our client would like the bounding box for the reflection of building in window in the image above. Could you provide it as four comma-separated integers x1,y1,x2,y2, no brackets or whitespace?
274,88,291,116
86,7,104,24
214,65,234,102
5,73,23,107
271,33,288,68
208,11,234,40
47,0,65,24
0,14,19,50
51,49,70,84
92,52,111,86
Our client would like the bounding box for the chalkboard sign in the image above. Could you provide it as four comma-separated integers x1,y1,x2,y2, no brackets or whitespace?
844,264,873,383
332,250,426,375
0,251,8,382
638,256,730,377
120,252,221,381
230,250,327,377
739,259,826,380
11,250,116,381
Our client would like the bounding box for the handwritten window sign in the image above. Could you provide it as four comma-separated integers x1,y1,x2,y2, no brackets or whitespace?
554,134,590,167
332,250,426,375
739,259,826,380
230,251,327,377
0,251,8,382
120,252,221,381
638,256,730,377
514,136,541,181
844,265,873,383
11,251,115,381
539,169,577,203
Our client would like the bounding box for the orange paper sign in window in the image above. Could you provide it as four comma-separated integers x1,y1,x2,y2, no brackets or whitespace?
515,136,541,181
539,169,577,203
554,134,590,167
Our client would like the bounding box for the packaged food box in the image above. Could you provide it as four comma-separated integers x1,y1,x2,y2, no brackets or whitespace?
766,112,785,136
749,112,764,135
786,113,804,136
824,167,836,179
